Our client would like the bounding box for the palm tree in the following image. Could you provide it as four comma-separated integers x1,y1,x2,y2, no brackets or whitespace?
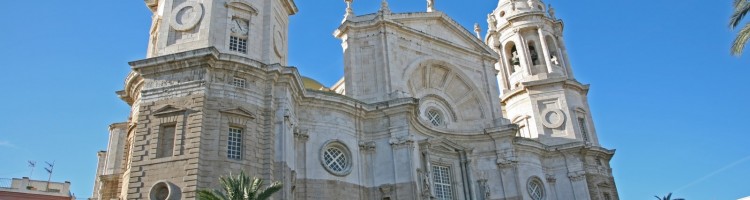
731,0,750,55
197,171,283,200
654,193,685,200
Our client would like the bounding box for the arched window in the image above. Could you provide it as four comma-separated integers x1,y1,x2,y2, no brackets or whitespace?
528,41,539,65
505,42,520,73
545,35,560,66
427,109,444,126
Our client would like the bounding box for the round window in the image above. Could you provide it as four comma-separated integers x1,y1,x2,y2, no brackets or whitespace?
320,141,352,176
149,181,180,200
426,109,444,126
527,178,545,200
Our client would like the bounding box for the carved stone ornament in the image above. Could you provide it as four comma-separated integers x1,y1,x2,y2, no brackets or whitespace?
541,109,565,128
568,171,586,182
170,2,204,31
274,30,285,57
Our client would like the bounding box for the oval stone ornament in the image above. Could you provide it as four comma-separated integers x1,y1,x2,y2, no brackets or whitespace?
541,109,565,128
170,2,204,31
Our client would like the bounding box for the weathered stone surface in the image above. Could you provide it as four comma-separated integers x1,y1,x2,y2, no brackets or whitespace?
90,0,619,200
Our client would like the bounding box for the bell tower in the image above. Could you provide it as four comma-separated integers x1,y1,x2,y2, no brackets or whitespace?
143,0,297,65
487,0,600,146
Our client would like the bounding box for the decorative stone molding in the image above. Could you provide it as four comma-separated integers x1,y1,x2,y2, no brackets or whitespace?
417,168,432,199
477,179,490,200
497,159,517,168
358,141,376,152
379,184,394,199
545,174,557,183
170,2,204,31
389,135,415,149
540,108,565,128
293,128,309,142
567,171,586,182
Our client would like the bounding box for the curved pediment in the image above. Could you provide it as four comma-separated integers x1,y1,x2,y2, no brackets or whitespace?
405,58,487,129
226,0,258,15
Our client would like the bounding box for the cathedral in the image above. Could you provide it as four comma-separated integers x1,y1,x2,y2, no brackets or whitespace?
91,0,619,199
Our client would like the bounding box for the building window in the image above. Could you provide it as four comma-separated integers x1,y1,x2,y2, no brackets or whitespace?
578,117,590,142
427,109,444,126
227,127,243,160
156,124,176,158
320,141,352,176
603,193,612,200
229,36,247,53
432,165,453,200
232,77,246,88
527,178,545,200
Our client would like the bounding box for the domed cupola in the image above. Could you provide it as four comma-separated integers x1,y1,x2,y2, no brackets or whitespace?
491,0,549,27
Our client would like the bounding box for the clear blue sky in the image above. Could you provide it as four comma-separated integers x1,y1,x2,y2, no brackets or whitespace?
0,0,747,199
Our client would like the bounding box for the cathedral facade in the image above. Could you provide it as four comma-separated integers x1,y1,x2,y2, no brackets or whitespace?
91,0,619,199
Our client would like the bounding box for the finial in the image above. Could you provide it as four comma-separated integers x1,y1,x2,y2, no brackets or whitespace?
380,0,391,14
344,0,354,20
427,0,435,12
547,4,556,19
474,23,481,39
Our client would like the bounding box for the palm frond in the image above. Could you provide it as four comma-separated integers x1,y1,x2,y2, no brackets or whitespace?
197,171,283,200
197,189,226,200
730,1,750,29
731,22,750,56
735,0,746,7
256,182,283,200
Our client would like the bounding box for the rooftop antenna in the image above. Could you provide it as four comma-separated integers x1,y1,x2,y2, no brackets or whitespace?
44,161,55,191
27,161,36,178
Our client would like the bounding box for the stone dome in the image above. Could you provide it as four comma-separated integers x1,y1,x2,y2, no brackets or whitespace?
301,76,328,91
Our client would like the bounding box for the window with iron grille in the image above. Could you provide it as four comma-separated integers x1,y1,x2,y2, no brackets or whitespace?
427,109,443,126
232,77,246,88
227,127,243,160
431,165,453,200
229,36,247,53
323,146,347,173
527,178,545,200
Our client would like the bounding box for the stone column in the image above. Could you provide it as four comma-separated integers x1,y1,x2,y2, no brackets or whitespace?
568,171,591,200
537,27,554,74
556,35,575,79
515,32,533,76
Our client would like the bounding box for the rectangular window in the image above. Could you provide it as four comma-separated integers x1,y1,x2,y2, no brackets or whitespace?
603,193,612,200
432,165,453,200
229,36,248,53
578,118,590,142
227,127,243,160
232,77,246,88
156,125,176,158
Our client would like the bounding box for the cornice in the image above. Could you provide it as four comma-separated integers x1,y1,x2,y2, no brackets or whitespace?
281,0,298,15
336,12,499,60
500,78,590,102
